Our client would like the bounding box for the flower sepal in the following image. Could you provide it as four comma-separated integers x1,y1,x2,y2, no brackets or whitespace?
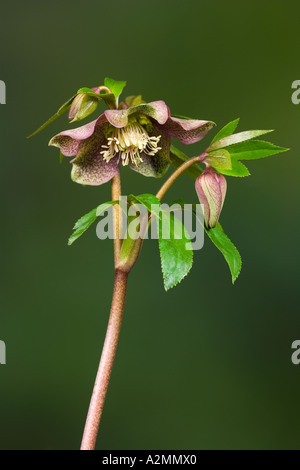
195,166,227,229
68,93,99,123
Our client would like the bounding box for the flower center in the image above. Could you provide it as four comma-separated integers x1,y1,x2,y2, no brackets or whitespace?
101,123,161,166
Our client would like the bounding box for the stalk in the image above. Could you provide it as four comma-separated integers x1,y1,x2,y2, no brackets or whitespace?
80,174,125,451
80,269,128,450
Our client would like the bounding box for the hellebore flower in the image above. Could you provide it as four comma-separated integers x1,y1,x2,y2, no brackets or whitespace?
49,101,215,186
195,166,227,229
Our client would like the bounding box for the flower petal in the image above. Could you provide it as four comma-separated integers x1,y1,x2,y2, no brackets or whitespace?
71,126,120,186
104,101,170,128
48,114,107,156
129,126,171,178
146,101,170,124
159,117,216,145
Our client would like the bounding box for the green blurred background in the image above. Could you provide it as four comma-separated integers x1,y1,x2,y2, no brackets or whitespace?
1,0,299,450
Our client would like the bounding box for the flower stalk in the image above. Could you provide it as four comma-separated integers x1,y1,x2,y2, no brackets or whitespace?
80,174,125,451
80,268,128,451
156,154,204,201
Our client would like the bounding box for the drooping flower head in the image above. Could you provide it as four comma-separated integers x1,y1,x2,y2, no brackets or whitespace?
49,100,215,186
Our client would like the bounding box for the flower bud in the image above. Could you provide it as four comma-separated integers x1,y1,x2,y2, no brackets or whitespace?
195,166,227,229
68,93,98,122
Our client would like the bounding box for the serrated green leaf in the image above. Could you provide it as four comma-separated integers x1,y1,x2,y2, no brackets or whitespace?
210,129,273,150
68,201,117,246
161,202,241,283
128,193,162,219
217,160,250,177
206,149,232,169
211,118,240,144
155,200,241,283
226,140,289,160
104,77,127,99
158,212,193,290
27,94,76,138
205,224,242,283
170,145,203,179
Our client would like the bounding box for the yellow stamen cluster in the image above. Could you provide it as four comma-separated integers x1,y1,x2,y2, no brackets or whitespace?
101,123,161,166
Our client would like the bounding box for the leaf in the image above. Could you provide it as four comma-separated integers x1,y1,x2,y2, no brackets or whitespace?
128,193,162,219
226,140,289,160
217,160,250,177
68,201,117,246
205,224,242,283
170,145,203,180
211,118,240,144
104,77,127,99
160,201,242,283
206,149,232,170
27,94,76,138
209,129,274,150
158,212,193,290
77,87,100,97
78,86,116,110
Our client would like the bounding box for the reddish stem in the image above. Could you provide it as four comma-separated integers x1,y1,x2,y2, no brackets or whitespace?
80,269,128,450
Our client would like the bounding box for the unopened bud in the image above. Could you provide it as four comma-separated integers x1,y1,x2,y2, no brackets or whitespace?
195,166,227,229
68,93,98,122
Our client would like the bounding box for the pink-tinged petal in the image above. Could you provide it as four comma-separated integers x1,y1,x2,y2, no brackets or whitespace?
104,101,170,128
49,134,80,157
48,114,107,156
71,155,120,186
129,125,171,178
159,117,216,145
195,167,227,228
71,126,120,186
104,109,128,128
146,101,170,124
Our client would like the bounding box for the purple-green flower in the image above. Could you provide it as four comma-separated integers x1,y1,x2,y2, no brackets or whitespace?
49,101,215,186
195,166,227,229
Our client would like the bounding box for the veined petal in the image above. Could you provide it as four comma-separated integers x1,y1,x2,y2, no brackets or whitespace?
71,126,120,186
159,117,216,145
129,126,171,178
48,114,107,156
104,101,170,128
